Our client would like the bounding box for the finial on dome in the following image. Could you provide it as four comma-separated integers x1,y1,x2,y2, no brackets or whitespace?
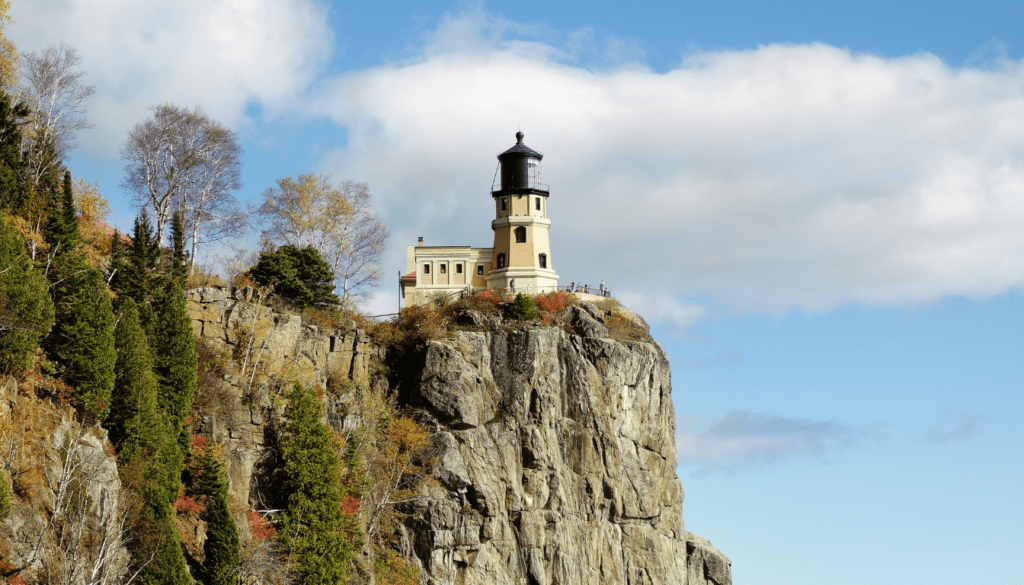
516,131,524,143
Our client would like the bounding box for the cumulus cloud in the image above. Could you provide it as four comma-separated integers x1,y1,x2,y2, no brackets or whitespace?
9,0,331,156
307,11,1024,320
676,411,865,473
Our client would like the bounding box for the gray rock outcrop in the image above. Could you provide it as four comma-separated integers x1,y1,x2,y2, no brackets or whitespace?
394,318,731,584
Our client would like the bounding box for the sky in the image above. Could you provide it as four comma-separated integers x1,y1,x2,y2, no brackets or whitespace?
7,1,1024,583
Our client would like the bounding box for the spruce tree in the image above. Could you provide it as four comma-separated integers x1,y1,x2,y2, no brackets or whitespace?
277,382,360,584
151,281,198,439
107,298,190,585
47,264,116,415
249,245,340,308
201,460,240,585
107,298,163,459
0,215,54,373
114,211,160,308
169,210,188,287
45,170,80,257
0,93,27,212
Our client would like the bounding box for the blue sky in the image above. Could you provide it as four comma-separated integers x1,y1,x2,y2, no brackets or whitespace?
8,1,1024,583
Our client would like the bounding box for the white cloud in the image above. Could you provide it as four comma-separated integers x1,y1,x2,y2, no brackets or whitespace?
926,410,991,443
306,13,1024,320
9,0,331,156
676,411,864,473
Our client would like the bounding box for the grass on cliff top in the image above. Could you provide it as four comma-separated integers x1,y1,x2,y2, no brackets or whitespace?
370,289,652,350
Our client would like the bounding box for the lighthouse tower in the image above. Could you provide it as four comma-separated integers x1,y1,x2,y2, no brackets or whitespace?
486,132,559,294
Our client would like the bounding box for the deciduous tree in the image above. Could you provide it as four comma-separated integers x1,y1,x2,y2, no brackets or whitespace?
257,174,387,308
121,104,244,250
0,0,17,91
17,44,95,190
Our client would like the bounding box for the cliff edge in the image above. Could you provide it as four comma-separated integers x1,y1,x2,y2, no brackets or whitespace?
390,303,731,585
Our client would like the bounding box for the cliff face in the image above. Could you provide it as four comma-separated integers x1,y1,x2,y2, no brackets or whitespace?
392,304,731,585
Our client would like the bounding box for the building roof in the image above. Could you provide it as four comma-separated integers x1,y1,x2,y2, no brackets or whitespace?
498,131,543,160
400,271,417,280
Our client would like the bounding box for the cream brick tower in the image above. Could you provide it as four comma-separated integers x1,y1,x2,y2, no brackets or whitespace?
485,132,559,294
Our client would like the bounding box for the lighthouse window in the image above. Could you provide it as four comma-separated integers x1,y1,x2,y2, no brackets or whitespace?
501,198,507,211
515,227,526,243
440,264,446,274
456,263,463,274
497,254,506,268
539,253,547,269
477,265,484,276
535,197,541,211
423,264,430,274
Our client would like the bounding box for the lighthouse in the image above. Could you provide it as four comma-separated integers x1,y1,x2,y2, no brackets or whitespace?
399,131,559,306
485,132,559,294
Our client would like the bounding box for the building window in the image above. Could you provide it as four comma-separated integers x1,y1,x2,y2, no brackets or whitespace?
423,264,430,274
497,253,505,269
535,197,541,211
539,253,547,269
440,264,446,274
477,265,484,276
501,198,507,211
515,227,526,243
456,263,463,274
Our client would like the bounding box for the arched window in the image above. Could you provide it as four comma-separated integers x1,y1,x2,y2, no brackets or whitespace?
497,253,506,268
539,253,547,269
515,227,526,243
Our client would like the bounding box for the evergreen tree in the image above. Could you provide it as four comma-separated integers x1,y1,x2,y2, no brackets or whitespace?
0,215,54,373
107,298,163,459
201,460,240,585
46,265,116,415
107,298,190,585
45,170,80,257
113,211,160,309
249,245,340,308
151,281,198,440
277,382,360,584
0,92,27,211
169,209,188,287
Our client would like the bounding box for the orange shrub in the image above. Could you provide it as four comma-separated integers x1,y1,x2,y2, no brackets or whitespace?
536,292,566,312
247,510,277,539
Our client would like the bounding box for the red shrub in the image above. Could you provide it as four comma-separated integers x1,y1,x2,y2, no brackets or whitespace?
341,493,361,515
247,510,277,539
536,292,566,312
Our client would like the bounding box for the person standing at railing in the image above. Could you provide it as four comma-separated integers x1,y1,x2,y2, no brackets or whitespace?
510,279,516,294
600,280,607,296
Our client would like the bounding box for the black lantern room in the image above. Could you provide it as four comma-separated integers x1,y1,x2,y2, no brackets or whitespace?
493,131,548,197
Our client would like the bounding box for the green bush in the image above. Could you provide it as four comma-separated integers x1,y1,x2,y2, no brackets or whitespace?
0,469,11,519
249,245,340,308
507,293,538,321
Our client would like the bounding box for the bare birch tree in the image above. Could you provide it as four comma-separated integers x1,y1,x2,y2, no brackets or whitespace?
121,104,245,250
18,43,95,189
258,174,387,309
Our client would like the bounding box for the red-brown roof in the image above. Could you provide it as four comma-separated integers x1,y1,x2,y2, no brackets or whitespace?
400,271,416,280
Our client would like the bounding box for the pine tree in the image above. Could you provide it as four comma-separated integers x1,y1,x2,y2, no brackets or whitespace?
201,460,240,585
151,281,198,440
0,215,54,373
45,170,80,257
249,245,340,308
277,382,360,584
47,265,116,415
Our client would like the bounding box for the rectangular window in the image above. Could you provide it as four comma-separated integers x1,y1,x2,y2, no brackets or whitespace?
423,264,430,274
536,197,541,210
456,264,463,274
501,198,507,211
477,265,484,276
440,264,447,274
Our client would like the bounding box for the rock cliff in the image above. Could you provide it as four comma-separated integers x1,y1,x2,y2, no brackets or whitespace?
387,303,731,585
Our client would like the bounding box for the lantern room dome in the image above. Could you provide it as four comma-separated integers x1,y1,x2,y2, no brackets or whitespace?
498,131,543,160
